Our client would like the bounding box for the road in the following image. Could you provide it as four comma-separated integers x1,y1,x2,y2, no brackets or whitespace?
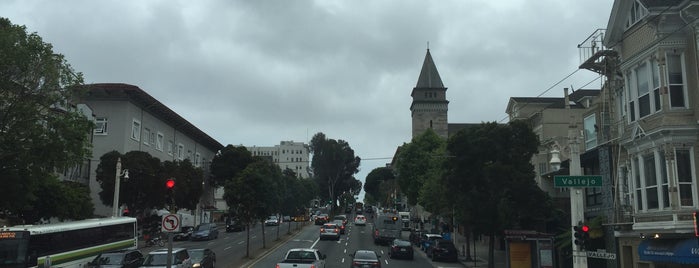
145,213,466,268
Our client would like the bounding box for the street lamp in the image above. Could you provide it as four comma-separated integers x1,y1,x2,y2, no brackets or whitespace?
549,147,561,171
113,157,129,217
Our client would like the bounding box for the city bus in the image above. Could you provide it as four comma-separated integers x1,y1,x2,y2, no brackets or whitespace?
0,217,138,268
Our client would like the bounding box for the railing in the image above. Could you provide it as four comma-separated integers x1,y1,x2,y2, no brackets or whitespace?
578,29,607,66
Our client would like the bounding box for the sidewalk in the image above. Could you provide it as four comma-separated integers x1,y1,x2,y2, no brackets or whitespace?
451,232,506,267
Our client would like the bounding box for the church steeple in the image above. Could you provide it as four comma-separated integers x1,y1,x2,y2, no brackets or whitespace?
410,49,449,139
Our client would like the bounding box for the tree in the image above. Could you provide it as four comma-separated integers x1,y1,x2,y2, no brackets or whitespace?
364,167,394,201
161,159,203,211
309,133,361,213
95,151,164,216
446,120,551,268
0,17,93,222
210,145,254,188
223,159,282,257
395,128,445,206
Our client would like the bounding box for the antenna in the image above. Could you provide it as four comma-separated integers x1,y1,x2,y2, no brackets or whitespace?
427,41,430,50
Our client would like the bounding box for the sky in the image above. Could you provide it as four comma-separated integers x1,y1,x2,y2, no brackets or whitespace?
2,0,614,200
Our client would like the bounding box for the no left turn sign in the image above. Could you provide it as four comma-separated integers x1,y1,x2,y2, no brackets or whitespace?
162,214,181,233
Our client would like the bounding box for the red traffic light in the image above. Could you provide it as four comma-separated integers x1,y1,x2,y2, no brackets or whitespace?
166,179,175,188
581,225,590,232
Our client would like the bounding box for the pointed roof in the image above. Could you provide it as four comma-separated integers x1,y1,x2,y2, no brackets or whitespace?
415,49,445,89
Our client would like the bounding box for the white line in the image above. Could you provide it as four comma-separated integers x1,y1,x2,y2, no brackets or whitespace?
310,238,319,248
237,240,244,245
224,246,232,250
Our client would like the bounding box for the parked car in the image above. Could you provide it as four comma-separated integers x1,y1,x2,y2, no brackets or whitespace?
389,239,414,260
190,223,219,241
265,215,280,226
140,248,191,268
282,215,291,223
349,250,381,268
173,226,194,241
420,233,443,251
319,223,341,241
429,239,458,262
87,249,144,268
354,215,367,226
188,248,216,268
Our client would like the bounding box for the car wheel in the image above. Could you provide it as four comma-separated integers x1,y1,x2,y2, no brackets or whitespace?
211,260,215,268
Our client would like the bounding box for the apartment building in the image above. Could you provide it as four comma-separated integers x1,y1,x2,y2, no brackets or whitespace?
575,0,699,266
246,141,312,178
78,83,224,217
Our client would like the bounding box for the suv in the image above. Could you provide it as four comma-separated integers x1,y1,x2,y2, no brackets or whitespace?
140,248,192,268
88,249,144,268
428,239,458,262
190,223,219,241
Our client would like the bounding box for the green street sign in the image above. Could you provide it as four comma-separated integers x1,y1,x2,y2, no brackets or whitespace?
554,175,603,187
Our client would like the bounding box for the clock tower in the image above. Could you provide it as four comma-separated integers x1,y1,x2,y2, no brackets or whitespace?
410,49,449,139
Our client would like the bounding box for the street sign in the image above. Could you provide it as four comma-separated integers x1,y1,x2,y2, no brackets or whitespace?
161,214,181,233
554,175,602,187
587,250,616,260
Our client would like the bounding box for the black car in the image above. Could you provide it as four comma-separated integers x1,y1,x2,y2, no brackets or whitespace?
349,250,381,268
173,226,194,241
429,239,458,262
389,239,414,260
87,249,144,268
226,218,244,232
188,248,216,268
190,223,219,241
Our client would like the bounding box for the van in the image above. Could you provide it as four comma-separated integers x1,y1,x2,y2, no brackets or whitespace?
399,212,411,230
372,214,401,245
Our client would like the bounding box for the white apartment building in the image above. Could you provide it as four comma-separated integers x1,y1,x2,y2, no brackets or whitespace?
246,141,312,178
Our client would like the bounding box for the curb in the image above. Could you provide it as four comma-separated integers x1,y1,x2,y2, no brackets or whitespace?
238,222,311,268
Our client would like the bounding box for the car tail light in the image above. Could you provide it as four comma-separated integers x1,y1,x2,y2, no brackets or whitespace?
375,230,379,236
320,227,325,232
334,228,339,233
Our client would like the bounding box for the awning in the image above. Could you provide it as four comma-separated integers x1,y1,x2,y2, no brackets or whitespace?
638,238,699,264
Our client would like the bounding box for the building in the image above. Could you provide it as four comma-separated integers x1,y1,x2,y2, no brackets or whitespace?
575,0,699,266
246,141,312,178
78,83,224,218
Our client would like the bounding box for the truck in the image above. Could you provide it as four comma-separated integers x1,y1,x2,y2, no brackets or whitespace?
398,211,411,230
276,248,327,268
372,214,402,245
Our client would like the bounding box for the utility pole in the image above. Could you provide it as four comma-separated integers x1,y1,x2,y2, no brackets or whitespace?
569,125,588,268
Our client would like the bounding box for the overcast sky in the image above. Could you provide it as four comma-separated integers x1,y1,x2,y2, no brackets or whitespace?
2,0,614,199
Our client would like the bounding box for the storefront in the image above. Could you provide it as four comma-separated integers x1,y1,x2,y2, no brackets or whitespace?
638,238,699,267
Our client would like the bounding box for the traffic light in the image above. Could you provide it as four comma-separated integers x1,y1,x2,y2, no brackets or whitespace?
122,208,130,216
391,216,398,222
166,178,175,189
165,178,176,210
573,223,590,250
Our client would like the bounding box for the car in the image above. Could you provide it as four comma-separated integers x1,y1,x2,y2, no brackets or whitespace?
429,239,458,262
319,223,341,241
354,215,367,226
282,215,291,223
173,226,194,241
314,214,329,225
87,249,144,268
345,207,353,213
265,215,280,226
140,248,192,268
388,239,414,260
226,218,244,232
365,207,373,214
349,250,381,268
331,220,346,234
420,233,443,251
333,215,348,226
190,223,219,241
188,248,216,268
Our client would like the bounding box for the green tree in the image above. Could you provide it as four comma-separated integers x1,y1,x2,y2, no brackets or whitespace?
223,159,281,257
161,159,203,211
0,18,93,222
309,133,361,213
395,128,445,206
446,120,551,268
364,167,394,201
95,151,164,216
210,145,254,188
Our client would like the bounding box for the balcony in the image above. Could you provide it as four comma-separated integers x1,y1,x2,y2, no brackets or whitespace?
578,29,621,77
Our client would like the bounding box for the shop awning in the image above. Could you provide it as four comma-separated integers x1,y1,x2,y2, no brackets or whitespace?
639,238,699,264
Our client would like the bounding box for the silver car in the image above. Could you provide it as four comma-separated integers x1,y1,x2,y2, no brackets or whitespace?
140,248,192,268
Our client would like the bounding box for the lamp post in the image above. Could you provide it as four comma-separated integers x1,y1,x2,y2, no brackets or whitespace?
113,157,129,217
568,128,588,268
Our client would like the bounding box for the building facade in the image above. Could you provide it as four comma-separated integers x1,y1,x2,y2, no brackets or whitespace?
79,83,224,218
246,141,312,178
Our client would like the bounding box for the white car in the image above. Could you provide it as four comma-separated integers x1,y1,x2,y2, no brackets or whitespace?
354,215,367,226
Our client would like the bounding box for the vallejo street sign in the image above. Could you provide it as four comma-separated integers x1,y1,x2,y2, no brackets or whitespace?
554,175,602,187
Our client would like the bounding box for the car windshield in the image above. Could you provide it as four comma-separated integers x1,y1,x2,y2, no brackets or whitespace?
143,254,172,266
92,253,124,265
194,225,210,231
188,249,204,260
393,240,411,246
354,251,377,260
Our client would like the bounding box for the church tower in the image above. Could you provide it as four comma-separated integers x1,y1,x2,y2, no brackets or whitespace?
410,49,449,139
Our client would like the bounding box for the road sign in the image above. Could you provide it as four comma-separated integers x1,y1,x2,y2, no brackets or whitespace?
554,175,602,187
161,214,181,233
587,250,616,260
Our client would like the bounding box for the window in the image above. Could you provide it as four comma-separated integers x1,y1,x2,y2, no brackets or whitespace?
131,120,141,141
642,153,658,210
156,132,164,151
667,54,686,108
659,151,669,208
651,59,661,113
167,141,174,156
586,187,602,207
195,153,200,167
149,131,156,146
94,118,108,135
143,128,151,146
177,144,184,160
583,114,597,150
676,149,694,207
626,60,664,121
634,159,642,210
626,0,648,29
636,63,651,118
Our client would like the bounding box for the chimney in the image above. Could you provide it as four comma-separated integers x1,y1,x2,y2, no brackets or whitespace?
564,88,570,109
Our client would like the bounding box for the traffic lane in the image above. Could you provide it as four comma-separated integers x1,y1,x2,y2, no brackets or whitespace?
246,223,321,268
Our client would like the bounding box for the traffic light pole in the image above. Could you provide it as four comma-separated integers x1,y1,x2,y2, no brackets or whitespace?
569,127,588,268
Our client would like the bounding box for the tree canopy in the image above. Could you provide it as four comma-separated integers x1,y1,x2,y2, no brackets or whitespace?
0,17,93,223
394,128,445,206
309,133,361,212
210,145,254,188
363,167,395,203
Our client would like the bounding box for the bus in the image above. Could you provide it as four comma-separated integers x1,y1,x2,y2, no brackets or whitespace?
0,217,138,268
